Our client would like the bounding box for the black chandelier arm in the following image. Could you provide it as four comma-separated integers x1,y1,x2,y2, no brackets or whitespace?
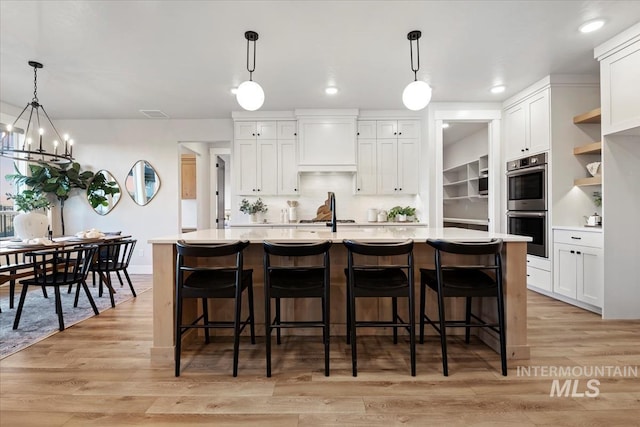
39,104,65,147
0,148,73,165
22,105,36,150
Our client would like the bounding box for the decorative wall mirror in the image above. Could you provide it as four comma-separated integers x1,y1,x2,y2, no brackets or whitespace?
87,170,122,215
125,160,160,206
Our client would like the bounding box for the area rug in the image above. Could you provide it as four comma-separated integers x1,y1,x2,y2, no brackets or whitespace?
0,275,151,358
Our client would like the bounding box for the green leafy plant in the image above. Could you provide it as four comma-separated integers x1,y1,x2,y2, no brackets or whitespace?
5,189,51,213
5,162,94,234
388,205,416,220
593,191,602,207
87,172,120,210
239,198,268,214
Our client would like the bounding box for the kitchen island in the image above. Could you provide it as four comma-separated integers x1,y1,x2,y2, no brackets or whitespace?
149,227,531,363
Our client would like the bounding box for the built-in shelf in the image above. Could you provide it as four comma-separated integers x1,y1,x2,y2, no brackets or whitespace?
442,154,488,200
573,141,602,155
573,108,601,124
574,176,602,186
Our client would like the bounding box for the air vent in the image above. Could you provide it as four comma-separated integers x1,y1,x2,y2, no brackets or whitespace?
139,109,169,119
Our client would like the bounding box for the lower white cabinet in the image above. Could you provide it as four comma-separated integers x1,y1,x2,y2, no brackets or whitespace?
553,229,603,309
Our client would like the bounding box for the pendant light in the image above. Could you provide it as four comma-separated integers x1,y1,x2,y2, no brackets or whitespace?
236,30,265,111
402,30,432,111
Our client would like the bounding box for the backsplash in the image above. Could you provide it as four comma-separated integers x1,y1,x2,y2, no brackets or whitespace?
230,173,424,224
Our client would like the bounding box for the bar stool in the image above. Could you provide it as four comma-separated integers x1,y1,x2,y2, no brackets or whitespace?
263,240,332,377
175,240,255,377
419,238,507,376
343,239,415,377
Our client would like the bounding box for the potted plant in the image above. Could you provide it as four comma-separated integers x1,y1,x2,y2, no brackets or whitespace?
5,189,51,240
239,198,268,223
388,206,416,222
5,162,94,235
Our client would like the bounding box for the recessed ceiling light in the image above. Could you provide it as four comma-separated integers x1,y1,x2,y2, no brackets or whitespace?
442,123,450,129
230,88,238,95
579,19,605,33
490,85,506,94
325,87,338,95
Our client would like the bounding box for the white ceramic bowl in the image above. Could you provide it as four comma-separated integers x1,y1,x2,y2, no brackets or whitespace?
586,162,601,177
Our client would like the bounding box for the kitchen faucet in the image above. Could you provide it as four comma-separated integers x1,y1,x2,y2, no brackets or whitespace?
327,192,337,232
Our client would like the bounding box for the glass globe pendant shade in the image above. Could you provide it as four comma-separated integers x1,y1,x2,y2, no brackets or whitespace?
402,80,432,111
236,80,265,111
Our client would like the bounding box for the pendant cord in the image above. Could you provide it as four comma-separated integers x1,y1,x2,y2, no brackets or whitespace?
410,37,420,81
246,38,256,81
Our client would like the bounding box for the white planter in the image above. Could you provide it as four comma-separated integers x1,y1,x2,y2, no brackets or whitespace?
13,212,49,240
396,214,407,222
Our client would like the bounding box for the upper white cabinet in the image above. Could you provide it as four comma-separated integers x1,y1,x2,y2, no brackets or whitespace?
277,121,297,139
595,22,640,135
504,87,550,161
297,115,357,171
377,121,419,194
234,120,292,195
377,120,420,139
356,121,377,194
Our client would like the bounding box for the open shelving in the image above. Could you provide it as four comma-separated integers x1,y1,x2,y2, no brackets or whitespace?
572,109,602,187
443,154,488,201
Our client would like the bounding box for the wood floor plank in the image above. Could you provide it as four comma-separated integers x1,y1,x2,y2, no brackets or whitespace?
1,276,640,426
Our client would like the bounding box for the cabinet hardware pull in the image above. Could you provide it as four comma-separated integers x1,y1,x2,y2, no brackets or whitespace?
294,132,297,136
294,188,297,192
527,274,530,277
576,251,581,255
357,188,360,191
399,188,402,191
570,250,575,254
357,132,360,135
571,236,581,240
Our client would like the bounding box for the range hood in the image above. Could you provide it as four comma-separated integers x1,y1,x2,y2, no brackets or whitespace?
297,164,357,173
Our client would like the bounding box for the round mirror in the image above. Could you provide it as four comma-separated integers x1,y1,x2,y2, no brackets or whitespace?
125,160,160,206
87,170,121,215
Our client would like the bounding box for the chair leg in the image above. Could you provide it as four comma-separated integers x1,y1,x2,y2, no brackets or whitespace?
247,281,256,344
275,297,282,345
54,285,65,331
12,284,29,329
74,282,81,307
265,286,272,377
349,291,358,377
116,270,125,287
82,280,100,315
9,278,15,308
323,293,330,377
122,270,136,297
202,298,210,344
437,292,449,376
175,294,183,377
465,297,472,344
497,293,508,376
419,282,426,344
345,284,351,345
409,286,416,377
232,289,243,377
392,297,398,344
102,273,116,308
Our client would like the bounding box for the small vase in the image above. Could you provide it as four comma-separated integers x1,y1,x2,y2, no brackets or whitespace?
250,213,258,223
397,214,407,222
13,212,49,240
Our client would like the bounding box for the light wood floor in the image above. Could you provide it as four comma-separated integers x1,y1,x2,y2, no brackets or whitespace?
1,275,639,426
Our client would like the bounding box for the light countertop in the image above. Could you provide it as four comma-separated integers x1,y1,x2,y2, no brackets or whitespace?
229,221,428,228
149,227,531,244
552,225,603,233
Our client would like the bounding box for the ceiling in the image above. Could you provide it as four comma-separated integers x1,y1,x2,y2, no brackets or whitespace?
1,1,639,120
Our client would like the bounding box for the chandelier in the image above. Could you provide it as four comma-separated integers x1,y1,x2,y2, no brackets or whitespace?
0,61,75,165
236,31,265,111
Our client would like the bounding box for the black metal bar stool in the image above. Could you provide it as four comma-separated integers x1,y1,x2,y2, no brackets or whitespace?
419,238,507,376
343,239,416,377
175,240,255,377
263,240,332,377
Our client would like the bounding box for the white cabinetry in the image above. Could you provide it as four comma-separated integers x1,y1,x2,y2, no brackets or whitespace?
504,87,550,161
297,115,357,171
595,22,640,136
355,121,377,194
553,228,603,310
277,121,299,195
234,121,287,195
376,120,419,194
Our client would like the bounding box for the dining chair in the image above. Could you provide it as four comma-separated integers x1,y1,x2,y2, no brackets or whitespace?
13,245,100,331
343,239,416,377
420,238,507,376
88,239,137,307
175,240,255,377
263,240,332,377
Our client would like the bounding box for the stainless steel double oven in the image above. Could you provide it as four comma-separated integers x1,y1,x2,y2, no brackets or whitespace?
506,152,548,258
